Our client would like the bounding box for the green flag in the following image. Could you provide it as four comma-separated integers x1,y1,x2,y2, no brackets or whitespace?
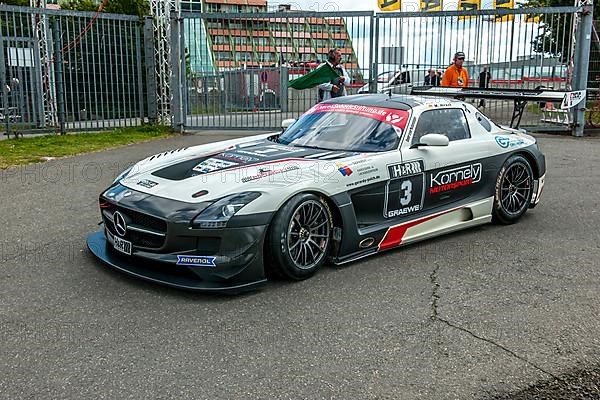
288,63,340,90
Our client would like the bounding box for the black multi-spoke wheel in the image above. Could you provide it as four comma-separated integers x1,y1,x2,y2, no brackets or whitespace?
493,155,534,225
267,193,332,280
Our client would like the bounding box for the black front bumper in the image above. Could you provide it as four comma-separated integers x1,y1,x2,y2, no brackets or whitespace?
87,231,268,294
87,185,273,294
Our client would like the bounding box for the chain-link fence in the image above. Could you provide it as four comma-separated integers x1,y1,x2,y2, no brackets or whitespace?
0,4,144,137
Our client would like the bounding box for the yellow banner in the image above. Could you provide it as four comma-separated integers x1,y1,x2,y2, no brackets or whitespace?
378,0,401,11
493,0,514,22
420,0,443,12
458,0,480,19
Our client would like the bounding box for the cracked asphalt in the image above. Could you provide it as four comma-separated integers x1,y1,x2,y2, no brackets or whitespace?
1,131,599,399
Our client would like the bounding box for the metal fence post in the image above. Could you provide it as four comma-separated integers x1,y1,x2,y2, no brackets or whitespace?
572,1,594,136
370,14,380,93
280,66,288,113
31,37,45,128
179,18,188,129
144,16,158,125
135,19,145,123
0,32,9,137
170,11,183,132
52,18,66,134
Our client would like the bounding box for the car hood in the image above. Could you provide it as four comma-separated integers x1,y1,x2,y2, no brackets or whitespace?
119,135,365,204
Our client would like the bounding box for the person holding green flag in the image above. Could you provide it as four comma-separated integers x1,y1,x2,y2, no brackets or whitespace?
288,48,350,102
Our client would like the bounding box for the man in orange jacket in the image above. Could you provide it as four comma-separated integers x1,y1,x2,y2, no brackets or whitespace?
442,51,469,88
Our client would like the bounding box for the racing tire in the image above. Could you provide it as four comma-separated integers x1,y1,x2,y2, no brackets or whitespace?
492,155,534,225
267,193,332,280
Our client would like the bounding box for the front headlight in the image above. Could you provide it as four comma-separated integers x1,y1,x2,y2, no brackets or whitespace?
192,192,261,229
113,166,133,184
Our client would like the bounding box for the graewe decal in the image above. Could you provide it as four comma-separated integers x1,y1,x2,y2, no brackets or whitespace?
384,161,425,218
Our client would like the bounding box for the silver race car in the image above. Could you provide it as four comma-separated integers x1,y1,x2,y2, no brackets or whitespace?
87,94,546,293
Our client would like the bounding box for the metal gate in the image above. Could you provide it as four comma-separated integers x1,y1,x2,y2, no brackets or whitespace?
0,4,145,137
179,10,373,130
0,37,43,133
178,5,588,133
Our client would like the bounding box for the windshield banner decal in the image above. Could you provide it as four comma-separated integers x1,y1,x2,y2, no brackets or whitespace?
306,103,409,129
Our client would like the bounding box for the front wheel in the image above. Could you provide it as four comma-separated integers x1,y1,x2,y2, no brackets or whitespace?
267,193,332,280
492,155,534,225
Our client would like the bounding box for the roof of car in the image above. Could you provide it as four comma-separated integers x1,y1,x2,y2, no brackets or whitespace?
323,94,463,110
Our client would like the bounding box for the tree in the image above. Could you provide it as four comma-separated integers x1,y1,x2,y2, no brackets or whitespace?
59,0,149,18
0,0,30,5
522,0,598,61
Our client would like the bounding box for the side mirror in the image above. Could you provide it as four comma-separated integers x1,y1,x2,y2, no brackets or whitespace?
281,118,296,131
410,133,450,149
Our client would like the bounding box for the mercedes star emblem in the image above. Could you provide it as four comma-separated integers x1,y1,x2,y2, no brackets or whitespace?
113,211,127,237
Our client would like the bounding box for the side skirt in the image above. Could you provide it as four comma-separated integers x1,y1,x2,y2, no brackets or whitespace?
333,197,493,265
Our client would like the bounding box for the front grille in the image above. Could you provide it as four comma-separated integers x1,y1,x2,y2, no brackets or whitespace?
102,204,167,249
128,230,166,248
123,208,167,232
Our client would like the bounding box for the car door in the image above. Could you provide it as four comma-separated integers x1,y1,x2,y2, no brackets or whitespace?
399,107,491,212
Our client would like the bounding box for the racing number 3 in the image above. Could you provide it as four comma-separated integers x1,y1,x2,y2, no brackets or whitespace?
384,174,424,218
400,180,412,206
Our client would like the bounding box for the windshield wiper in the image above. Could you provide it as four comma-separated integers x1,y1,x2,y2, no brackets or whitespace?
291,144,336,151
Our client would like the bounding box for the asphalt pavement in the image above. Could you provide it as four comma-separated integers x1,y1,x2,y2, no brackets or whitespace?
1,131,599,399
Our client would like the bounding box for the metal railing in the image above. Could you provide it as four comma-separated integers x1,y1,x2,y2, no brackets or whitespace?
0,4,144,137
178,10,373,130
0,4,594,136
177,6,586,133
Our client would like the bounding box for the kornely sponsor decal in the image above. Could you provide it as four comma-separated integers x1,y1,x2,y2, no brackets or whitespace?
429,163,482,194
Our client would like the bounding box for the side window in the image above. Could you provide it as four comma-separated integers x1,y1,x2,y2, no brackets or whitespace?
475,112,492,132
411,108,471,144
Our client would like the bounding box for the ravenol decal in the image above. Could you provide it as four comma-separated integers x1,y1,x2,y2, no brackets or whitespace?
337,164,353,177
176,255,216,267
495,136,525,149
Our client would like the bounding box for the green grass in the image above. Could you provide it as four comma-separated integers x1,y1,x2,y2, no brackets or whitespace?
0,125,174,169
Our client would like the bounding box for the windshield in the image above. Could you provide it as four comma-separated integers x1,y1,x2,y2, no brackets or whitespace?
278,103,410,152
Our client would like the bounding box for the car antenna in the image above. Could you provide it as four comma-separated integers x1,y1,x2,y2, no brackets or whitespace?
387,88,392,98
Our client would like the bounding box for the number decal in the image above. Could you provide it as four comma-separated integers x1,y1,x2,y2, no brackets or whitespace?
384,174,424,218
400,180,412,206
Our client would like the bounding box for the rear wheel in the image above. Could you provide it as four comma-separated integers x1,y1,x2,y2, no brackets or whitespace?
267,193,332,280
492,155,534,225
